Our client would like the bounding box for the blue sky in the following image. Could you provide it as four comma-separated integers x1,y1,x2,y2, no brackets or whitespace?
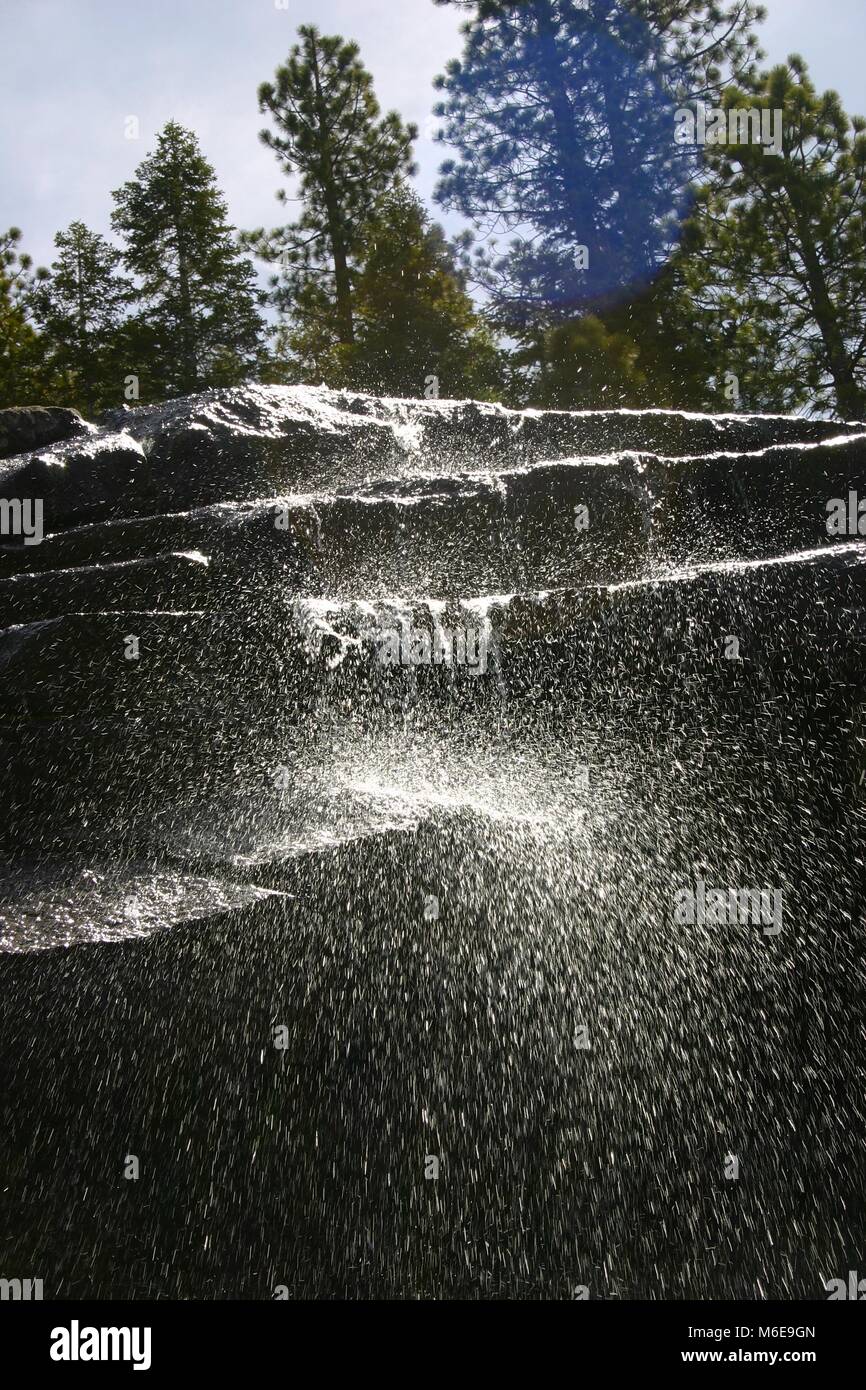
1,0,864,271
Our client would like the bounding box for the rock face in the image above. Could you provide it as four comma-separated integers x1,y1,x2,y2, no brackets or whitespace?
0,404,89,460
0,385,864,1299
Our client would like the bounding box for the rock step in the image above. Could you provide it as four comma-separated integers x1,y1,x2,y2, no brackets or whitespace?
1,385,863,534
108,385,866,464
2,434,864,608
2,544,862,725
0,551,217,626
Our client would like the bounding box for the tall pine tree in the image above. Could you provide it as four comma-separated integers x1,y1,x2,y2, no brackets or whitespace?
31,221,132,414
432,1,764,334
0,228,49,408
349,184,502,398
112,121,264,399
693,57,866,419
273,183,503,397
250,26,417,355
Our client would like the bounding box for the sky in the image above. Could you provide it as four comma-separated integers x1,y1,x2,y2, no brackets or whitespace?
1,0,864,273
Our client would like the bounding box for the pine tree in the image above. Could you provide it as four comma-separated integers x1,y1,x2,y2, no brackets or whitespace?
525,315,649,409
31,221,132,414
694,57,866,419
112,121,264,399
350,184,502,398
278,183,502,397
0,228,49,408
597,240,729,411
432,0,765,332
250,26,417,353
264,277,339,386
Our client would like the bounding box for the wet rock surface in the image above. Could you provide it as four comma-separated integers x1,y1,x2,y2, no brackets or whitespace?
0,405,89,461
0,386,864,1298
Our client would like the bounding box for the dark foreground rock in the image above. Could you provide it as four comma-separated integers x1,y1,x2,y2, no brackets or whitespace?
0,737,861,1298
0,405,89,461
0,386,864,1299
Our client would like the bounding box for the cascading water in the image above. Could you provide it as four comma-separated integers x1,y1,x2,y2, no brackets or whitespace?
0,385,863,1298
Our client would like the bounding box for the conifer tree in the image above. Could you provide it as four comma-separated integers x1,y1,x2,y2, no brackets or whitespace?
112,121,264,399
693,57,866,419
432,0,765,331
350,185,502,398
31,221,132,414
276,183,502,397
525,315,650,408
0,228,49,407
250,26,417,351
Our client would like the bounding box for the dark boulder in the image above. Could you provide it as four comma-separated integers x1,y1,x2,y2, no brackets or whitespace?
0,405,89,460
